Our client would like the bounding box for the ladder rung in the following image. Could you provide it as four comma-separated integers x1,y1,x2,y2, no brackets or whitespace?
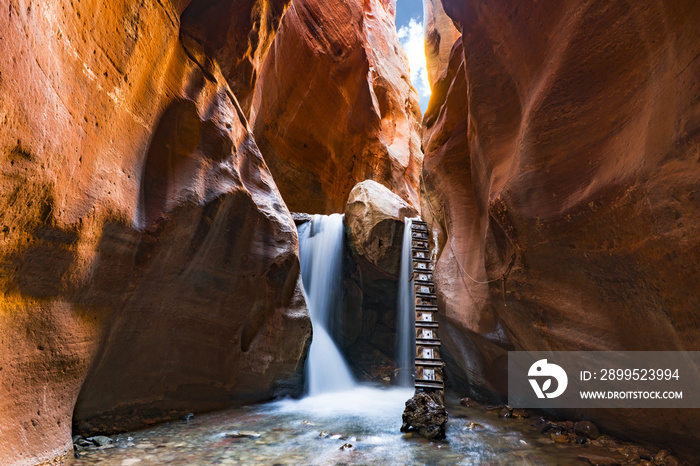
416,379,443,388
415,360,443,367
415,322,439,328
415,381,444,390
416,339,441,346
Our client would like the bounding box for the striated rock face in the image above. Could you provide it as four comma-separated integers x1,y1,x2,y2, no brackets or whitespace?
250,0,423,214
423,0,460,88
0,1,309,464
423,0,700,456
180,0,292,115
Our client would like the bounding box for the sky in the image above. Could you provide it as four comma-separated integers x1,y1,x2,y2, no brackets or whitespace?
395,0,431,113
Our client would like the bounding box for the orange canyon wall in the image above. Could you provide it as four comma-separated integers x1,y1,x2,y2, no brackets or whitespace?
422,0,700,457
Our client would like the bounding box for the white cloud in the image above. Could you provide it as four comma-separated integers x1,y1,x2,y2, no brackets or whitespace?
397,18,431,99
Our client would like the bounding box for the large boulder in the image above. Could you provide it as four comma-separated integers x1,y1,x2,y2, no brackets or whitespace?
345,180,418,278
250,0,423,214
340,180,417,379
0,1,309,464
422,0,700,457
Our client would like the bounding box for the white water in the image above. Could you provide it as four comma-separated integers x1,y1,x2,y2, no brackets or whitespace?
298,214,355,395
273,386,413,418
395,218,416,386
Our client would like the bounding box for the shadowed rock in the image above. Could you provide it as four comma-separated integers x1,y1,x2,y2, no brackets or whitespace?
422,0,700,458
0,1,309,464
401,391,448,440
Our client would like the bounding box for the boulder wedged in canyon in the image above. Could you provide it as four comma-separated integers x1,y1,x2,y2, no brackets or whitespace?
341,180,417,380
0,1,309,464
423,0,700,457
345,180,418,278
250,0,423,214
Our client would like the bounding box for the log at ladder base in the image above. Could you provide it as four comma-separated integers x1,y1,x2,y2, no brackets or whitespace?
401,219,448,440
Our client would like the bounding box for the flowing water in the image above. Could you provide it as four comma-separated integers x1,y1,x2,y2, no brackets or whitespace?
68,214,625,465
297,214,355,394
69,388,604,465
395,218,416,386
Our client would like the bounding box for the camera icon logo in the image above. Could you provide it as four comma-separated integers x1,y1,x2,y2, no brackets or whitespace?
528,359,568,399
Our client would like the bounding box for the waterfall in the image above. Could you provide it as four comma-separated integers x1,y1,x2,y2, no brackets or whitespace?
297,214,355,395
396,218,416,386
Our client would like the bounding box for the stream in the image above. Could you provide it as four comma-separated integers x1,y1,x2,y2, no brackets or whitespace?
67,215,625,465
69,386,603,465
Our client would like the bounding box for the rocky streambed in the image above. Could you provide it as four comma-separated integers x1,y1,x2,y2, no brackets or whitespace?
67,387,673,465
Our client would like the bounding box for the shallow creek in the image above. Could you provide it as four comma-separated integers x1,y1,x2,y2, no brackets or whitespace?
68,386,614,465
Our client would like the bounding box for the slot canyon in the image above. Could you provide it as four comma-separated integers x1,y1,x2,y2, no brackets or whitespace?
1,0,699,464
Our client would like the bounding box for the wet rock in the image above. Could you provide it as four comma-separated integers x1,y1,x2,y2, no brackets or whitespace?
485,406,503,415
654,449,669,461
459,397,480,408
511,409,531,419
498,407,513,419
73,438,92,450
534,418,560,434
87,436,113,447
552,433,572,444
339,443,354,451
225,431,263,439
400,391,448,440
574,421,600,440
465,422,482,430
291,213,312,226
577,453,622,466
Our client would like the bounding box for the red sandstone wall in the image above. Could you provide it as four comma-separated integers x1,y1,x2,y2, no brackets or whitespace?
0,1,309,463
422,0,700,456
250,0,423,214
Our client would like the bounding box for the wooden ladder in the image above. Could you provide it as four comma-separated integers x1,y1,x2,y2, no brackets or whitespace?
411,220,445,394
